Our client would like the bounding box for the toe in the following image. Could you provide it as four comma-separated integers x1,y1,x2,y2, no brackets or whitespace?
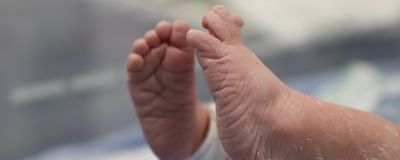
144,30,161,48
155,20,172,42
129,44,167,83
231,16,244,28
202,15,218,38
211,5,231,21
127,53,145,73
132,38,149,56
202,6,243,44
170,20,190,47
187,29,226,59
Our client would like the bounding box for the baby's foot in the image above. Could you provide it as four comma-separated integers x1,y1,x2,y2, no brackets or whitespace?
188,5,400,160
127,20,208,160
187,6,293,159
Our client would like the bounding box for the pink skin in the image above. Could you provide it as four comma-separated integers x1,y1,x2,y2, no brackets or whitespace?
127,20,208,159
186,5,400,160
129,5,400,160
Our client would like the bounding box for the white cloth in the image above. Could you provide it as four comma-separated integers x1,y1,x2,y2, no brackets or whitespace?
190,103,226,160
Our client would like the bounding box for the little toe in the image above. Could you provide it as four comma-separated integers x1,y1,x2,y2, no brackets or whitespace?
170,20,190,47
132,38,149,56
155,20,172,42
144,30,161,48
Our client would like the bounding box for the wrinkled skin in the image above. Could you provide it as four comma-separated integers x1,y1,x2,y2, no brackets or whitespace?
127,20,209,159
129,5,400,160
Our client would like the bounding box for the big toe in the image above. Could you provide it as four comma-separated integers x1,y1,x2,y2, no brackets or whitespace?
187,29,226,59
169,20,191,47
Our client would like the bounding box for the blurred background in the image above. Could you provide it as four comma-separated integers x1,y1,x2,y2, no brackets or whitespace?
1,0,400,159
